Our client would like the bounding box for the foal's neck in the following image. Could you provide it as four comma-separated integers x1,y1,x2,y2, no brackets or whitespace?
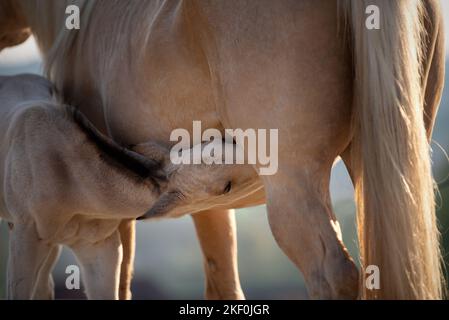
64,106,166,219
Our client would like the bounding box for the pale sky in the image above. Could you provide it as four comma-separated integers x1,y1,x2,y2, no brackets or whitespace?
443,0,449,56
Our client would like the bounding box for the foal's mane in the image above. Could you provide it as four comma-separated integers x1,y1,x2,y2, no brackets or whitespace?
65,105,166,189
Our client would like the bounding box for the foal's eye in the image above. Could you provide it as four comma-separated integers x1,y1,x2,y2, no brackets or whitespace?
223,181,232,194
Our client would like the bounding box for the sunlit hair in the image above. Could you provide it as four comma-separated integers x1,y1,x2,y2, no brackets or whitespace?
340,0,443,299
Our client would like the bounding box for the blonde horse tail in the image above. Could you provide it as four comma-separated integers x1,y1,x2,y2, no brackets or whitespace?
340,0,443,299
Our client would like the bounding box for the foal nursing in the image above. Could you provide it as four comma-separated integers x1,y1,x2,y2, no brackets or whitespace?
0,74,252,299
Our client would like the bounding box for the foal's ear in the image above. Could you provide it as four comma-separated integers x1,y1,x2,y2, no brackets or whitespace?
137,190,183,220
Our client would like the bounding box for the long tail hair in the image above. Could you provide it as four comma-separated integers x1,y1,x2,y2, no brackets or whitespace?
340,0,443,299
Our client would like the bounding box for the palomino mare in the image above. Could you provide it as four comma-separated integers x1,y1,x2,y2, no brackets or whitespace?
0,0,445,299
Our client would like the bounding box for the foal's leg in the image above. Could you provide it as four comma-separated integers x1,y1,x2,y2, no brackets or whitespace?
70,231,122,299
263,164,359,299
7,222,53,299
33,245,62,299
192,209,244,300
118,219,135,300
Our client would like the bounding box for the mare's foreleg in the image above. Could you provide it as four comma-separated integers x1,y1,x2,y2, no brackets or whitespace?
192,209,244,300
118,219,135,300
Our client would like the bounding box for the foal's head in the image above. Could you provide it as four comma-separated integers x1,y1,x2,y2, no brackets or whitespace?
134,140,258,219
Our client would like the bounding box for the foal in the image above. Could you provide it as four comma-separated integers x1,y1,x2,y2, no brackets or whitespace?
0,74,252,299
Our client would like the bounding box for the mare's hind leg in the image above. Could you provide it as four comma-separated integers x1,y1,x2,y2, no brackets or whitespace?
33,245,62,299
70,231,122,300
7,222,53,299
262,162,359,299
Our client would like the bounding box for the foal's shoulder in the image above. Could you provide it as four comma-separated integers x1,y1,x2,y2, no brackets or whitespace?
6,100,73,149
11,100,61,129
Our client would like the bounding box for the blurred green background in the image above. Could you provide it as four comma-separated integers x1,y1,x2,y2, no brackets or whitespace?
0,4,448,298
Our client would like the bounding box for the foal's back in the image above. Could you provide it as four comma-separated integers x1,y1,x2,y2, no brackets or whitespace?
0,75,56,218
